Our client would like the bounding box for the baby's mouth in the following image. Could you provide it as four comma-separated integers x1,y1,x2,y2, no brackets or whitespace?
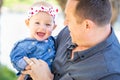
37,32,45,37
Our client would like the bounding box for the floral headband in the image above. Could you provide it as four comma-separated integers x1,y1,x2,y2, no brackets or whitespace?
27,6,58,20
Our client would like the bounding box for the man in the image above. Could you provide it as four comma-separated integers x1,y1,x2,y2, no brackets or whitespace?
19,0,120,80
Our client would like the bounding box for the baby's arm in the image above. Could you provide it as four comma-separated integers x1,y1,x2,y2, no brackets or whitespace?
10,43,28,72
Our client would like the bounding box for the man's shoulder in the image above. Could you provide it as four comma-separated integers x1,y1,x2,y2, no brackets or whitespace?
55,26,71,47
57,26,70,41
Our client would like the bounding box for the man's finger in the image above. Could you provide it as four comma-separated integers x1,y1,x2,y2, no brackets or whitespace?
30,58,39,64
23,57,34,66
25,65,31,70
21,70,32,75
17,74,26,80
38,59,48,65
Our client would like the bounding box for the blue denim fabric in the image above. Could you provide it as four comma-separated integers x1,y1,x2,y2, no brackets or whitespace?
10,36,55,72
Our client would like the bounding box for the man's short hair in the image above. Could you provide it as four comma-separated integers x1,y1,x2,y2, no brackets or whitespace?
75,0,112,26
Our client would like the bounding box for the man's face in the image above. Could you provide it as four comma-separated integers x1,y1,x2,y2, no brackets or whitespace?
64,0,86,45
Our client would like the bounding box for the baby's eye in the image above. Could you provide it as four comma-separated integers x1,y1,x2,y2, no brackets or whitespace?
46,24,51,26
35,22,40,24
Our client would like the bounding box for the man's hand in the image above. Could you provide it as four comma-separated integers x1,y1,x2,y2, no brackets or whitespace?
21,57,53,80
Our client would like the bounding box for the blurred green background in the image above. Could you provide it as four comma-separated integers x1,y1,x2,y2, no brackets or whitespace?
3,0,57,7
0,65,17,80
2,0,57,12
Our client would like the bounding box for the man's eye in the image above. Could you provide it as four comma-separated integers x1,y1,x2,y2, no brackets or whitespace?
35,22,40,24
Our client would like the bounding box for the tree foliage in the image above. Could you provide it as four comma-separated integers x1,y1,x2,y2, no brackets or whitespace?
56,0,67,11
0,65,17,80
3,0,34,7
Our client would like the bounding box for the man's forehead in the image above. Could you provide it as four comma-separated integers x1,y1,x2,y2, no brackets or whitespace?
65,0,78,12
67,0,79,8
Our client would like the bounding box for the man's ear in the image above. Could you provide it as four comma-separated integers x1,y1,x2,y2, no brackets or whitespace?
84,19,94,30
25,19,29,26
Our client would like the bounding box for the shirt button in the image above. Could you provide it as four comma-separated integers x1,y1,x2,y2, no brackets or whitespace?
80,55,85,60
48,49,51,52
32,42,35,45
57,73,60,76
50,59,53,63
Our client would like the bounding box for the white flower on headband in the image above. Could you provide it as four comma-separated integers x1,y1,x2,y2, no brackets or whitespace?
27,6,58,19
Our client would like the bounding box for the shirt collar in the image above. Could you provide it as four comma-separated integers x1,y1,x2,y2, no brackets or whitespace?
73,27,118,61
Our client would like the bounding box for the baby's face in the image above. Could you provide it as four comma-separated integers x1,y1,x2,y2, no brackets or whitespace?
28,12,56,41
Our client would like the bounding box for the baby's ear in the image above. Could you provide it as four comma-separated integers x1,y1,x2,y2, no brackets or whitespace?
25,19,29,26
53,24,57,30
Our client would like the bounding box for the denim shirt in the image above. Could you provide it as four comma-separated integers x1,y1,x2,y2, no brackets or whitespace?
10,36,55,72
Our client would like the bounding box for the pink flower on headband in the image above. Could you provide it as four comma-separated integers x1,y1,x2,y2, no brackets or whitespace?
27,6,58,19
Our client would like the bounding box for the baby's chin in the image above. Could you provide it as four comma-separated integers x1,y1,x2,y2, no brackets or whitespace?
31,35,46,41
36,37,48,41
36,38,45,41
